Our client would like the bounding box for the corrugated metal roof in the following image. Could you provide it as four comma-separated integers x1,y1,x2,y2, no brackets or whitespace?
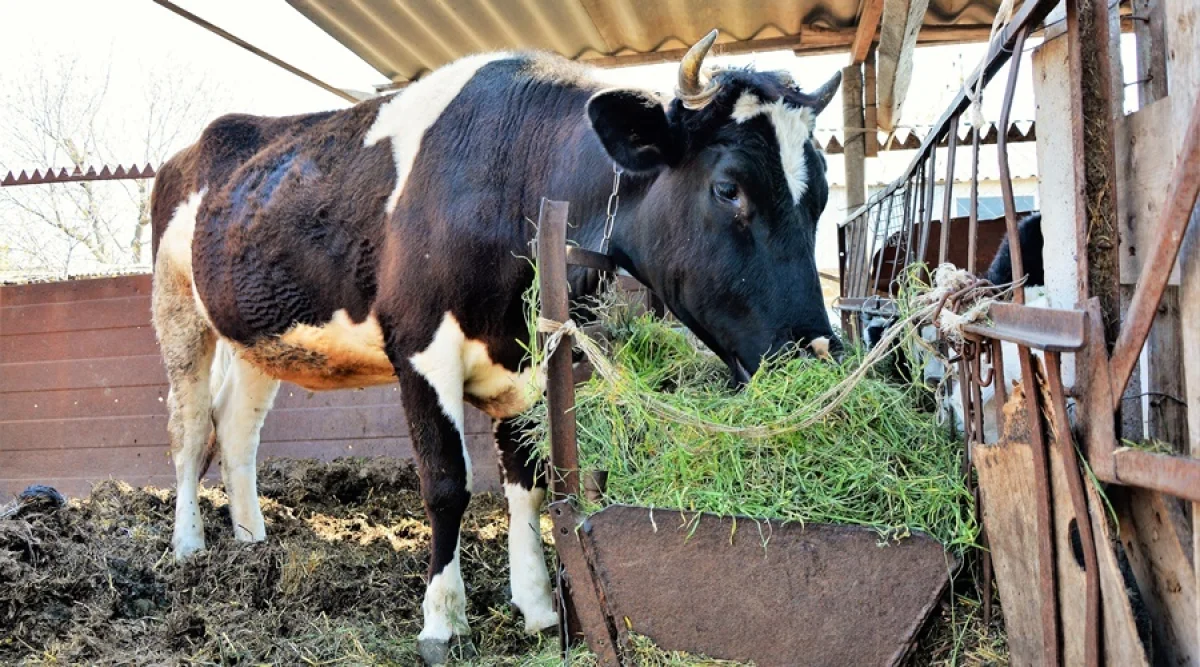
287,0,1008,85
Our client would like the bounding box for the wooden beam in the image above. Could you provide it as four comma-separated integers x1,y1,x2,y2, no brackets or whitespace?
849,0,885,65
841,63,867,211
877,0,931,131
863,51,878,156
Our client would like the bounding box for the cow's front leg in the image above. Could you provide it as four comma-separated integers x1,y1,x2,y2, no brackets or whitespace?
400,324,475,665
495,418,557,634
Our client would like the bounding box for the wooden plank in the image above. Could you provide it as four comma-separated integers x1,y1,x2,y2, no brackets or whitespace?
1117,99,1181,285
0,274,150,307
849,0,884,65
0,325,157,363
975,406,1047,666
864,54,879,157
0,355,166,393
1132,0,1167,107
0,295,151,335
0,383,169,421
875,0,930,131
1116,488,1198,666
1043,375,1149,665
0,433,504,499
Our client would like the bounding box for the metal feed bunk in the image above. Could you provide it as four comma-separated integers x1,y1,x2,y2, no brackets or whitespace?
532,199,952,667
838,0,1200,665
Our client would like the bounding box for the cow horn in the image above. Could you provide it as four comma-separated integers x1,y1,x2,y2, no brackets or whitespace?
676,29,720,109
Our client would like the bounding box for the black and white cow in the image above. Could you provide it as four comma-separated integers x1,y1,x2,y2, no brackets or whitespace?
149,32,841,663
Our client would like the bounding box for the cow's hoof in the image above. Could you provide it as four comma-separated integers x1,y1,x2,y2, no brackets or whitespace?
172,536,206,562
417,635,476,666
515,604,559,636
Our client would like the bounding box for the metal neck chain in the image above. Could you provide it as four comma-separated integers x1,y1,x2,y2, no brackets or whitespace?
600,162,622,255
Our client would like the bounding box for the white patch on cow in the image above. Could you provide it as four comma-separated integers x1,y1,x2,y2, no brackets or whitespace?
730,91,816,203
157,190,217,324
419,545,470,643
366,52,511,214
211,345,279,542
159,190,204,277
410,313,546,489
410,314,471,488
809,336,832,360
504,483,557,634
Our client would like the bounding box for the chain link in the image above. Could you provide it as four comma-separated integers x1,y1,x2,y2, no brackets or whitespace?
600,162,622,255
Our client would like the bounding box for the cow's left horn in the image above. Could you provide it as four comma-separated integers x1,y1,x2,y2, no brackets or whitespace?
676,29,720,109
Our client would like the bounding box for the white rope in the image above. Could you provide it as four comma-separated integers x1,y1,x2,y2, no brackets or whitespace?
964,0,1016,128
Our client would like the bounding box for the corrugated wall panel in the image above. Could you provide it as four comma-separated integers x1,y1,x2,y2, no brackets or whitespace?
0,275,501,499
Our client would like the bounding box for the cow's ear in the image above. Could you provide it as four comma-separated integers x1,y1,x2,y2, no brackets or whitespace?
587,89,676,172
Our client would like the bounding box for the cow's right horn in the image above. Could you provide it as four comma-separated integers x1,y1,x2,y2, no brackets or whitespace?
676,29,720,109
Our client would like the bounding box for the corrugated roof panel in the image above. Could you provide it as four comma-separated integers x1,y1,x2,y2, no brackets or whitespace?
287,0,1006,84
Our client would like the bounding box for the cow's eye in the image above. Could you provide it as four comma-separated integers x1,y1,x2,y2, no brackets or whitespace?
713,181,739,203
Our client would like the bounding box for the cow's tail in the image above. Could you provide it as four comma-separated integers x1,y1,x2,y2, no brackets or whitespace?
198,339,236,481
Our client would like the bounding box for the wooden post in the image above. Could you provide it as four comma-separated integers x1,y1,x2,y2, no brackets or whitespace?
536,198,580,500
864,51,879,158
1134,0,1186,449
842,63,866,212
1067,0,1123,348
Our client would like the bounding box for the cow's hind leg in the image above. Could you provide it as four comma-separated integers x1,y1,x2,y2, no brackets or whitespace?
152,272,216,560
210,343,279,542
495,418,557,634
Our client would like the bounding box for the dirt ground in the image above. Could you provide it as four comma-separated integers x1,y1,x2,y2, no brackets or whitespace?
0,458,559,666
0,457,1004,666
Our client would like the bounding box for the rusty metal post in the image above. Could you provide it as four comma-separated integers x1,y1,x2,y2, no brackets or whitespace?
939,116,959,264
1045,351,1102,667
968,123,982,275
1018,343,1061,665
997,27,1029,304
537,198,580,500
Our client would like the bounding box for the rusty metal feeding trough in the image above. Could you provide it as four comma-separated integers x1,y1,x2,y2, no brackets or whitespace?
533,198,956,667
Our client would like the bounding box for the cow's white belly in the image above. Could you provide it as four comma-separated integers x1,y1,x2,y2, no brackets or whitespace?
236,309,541,419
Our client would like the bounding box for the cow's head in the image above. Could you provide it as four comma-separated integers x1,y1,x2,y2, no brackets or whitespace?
588,31,843,384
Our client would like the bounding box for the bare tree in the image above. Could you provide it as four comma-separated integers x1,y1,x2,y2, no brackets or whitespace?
0,54,225,278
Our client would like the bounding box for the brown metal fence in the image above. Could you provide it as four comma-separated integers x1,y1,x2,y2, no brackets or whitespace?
0,275,502,498
838,0,1200,664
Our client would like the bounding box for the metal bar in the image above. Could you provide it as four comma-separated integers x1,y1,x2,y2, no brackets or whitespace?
565,246,617,272
870,193,897,296
1019,343,1061,666
991,339,1008,432
536,198,580,500
841,0,1060,223
1045,351,1101,667
960,302,1087,352
968,124,982,275
863,206,881,298
1098,450,1200,503
149,0,361,104
888,174,915,293
997,27,1029,305
908,162,925,270
1109,93,1200,406
916,146,938,271
939,116,960,265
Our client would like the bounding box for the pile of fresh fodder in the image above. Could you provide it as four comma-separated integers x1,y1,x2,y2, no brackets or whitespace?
0,458,567,666
523,310,978,552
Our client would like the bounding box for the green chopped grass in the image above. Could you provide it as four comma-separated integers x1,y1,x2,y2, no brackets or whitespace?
522,311,978,552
